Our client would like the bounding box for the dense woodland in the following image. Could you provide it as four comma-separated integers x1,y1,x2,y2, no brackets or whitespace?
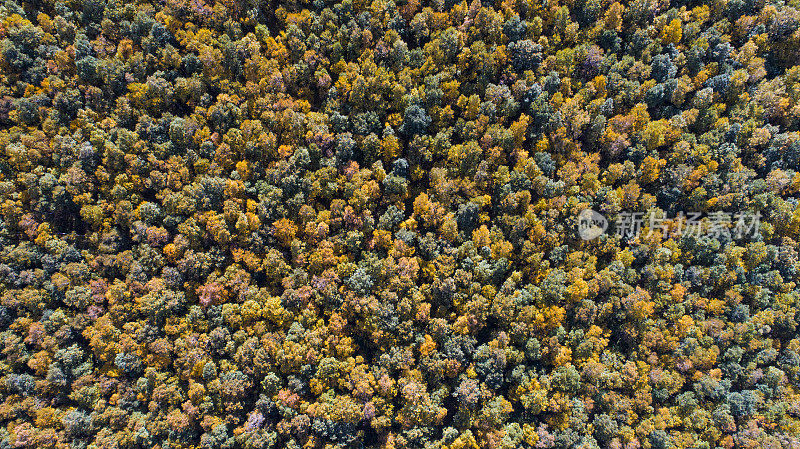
1,0,800,447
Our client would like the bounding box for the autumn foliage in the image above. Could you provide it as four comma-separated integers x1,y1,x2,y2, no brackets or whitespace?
1,0,800,448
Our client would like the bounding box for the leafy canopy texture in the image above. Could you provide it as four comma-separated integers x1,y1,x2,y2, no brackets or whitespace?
1,0,800,448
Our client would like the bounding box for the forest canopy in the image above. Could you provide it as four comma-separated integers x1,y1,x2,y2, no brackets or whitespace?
1,0,800,448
